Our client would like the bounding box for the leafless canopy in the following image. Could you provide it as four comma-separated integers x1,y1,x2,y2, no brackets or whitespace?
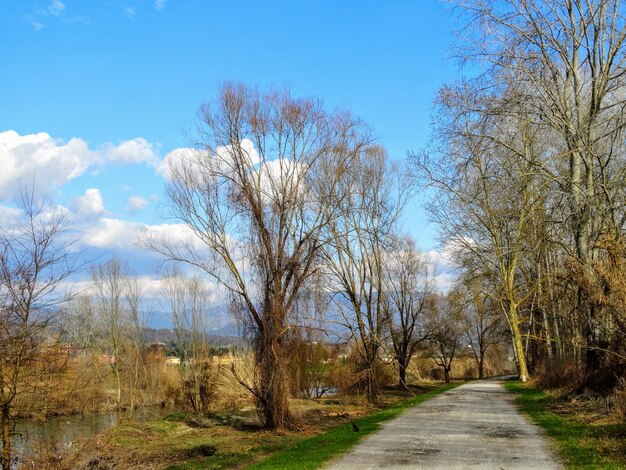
0,190,78,469
146,83,370,428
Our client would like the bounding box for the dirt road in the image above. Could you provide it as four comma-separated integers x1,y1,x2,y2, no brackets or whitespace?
325,378,561,469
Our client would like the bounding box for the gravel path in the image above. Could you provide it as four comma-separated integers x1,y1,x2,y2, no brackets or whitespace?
324,378,562,469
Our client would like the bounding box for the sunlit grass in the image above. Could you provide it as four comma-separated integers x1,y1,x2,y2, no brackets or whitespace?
505,381,626,469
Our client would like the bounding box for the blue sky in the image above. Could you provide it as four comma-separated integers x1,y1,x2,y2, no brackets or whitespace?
1,0,460,308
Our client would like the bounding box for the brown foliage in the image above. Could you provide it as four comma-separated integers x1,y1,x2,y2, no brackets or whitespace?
613,378,626,418
534,359,584,391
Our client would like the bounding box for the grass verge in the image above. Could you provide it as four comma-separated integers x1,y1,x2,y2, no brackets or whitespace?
504,381,626,469
247,382,462,470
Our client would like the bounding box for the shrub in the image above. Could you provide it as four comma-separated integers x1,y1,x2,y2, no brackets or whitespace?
534,359,583,391
613,377,626,417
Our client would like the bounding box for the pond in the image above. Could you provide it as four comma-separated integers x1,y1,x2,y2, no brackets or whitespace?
4,407,178,468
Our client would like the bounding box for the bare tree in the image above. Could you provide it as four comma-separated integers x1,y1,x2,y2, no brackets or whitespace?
384,235,434,388
61,295,98,354
457,275,508,379
145,83,370,429
0,192,77,470
456,0,626,380
161,268,216,411
91,257,145,414
413,80,549,381
426,293,463,384
125,274,146,417
321,147,410,402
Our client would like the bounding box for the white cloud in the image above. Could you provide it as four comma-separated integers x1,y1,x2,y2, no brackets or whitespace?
101,138,157,165
123,6,136,18
155,0,166,11
0,130,94,201
48,0,65,16
26,0,66,30
0,205,24,226
0,131,161,203
79,218,201,253
143,222,207,250
426,248,453,272
72,188,105,219
156,139,309,209
424,241,463,292
156,147,196,180
157,139,260,182
256,158,307,204
80,217,143,249
126,195,148,213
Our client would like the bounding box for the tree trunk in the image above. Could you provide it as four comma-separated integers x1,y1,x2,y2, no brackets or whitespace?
542,309,553,359
366,360,379,403
113,363,122,411
2,405,10,470
478,355,484,379
256,315,292,429
509,304,529,382
572,150,606,383
443,366,451,383
398,360,408,389
584,304,606,390
537,262,553,359
362,339,379,403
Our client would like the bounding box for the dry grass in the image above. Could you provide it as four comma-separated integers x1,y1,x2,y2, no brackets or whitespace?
612,378,626,418
407,349,514,383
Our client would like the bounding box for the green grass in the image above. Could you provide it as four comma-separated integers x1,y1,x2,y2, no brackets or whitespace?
165,451,258,470
247,382,462,470
505,381,626,469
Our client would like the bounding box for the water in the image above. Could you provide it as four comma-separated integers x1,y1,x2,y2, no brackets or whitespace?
308,386,338,398
5,407,177,468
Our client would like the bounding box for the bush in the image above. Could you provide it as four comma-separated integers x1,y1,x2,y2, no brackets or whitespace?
613,377,626,417
534,359,583,391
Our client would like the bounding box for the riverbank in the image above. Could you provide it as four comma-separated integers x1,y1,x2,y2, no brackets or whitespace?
39,383,457,470
505,381,626,469
8,405,182,468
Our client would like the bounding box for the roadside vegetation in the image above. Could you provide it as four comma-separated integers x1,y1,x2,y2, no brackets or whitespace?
506,381,626,469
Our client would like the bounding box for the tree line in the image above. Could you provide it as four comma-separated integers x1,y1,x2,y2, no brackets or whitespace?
415,0,626,391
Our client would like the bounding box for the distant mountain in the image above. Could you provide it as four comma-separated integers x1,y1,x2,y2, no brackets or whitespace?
144,303,243,347
146,304,233,330
142,326,246,348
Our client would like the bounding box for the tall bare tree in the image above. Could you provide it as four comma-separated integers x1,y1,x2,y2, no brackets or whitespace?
145,83,370,428
91,257,145,414
457,0,626,379
414,81,548,381
161,268,215,411
0,192,77,470
426,293,463,384
384,235,434,388
323,147,410,402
